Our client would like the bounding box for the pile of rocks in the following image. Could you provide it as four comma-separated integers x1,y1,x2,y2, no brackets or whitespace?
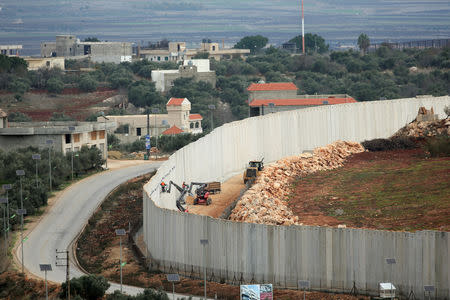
393,117,450,138
229,141,364,226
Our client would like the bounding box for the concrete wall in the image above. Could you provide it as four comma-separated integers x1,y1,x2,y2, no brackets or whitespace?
143,96,450,298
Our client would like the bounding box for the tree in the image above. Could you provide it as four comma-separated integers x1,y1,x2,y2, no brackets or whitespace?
358,33,370,55
60,274,110,300
49,112,74,121
289,33,329,54
84,37,100,42
78,74,98,92
7,111,31,122
128,80,164,107
193,52,209,59
46,77,64,93
234,35,268,54
8,77,30,94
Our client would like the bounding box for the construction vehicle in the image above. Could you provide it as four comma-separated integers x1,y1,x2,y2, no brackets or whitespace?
205,181,221,194
243,158,264,184
189,182,212,205
165,181,189,212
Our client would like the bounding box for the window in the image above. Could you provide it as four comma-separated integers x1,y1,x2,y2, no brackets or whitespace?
65,134,71,144
157,56,161,61
165,57,168,61
136,128,141,136
46,61,50,67
195,122,199,128
74,134,80,143
190,123,194,129
99,130,105,139
91,131,97,140
212,45,216,51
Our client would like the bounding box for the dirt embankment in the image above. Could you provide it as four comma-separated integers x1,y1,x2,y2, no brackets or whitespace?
229,141,364,226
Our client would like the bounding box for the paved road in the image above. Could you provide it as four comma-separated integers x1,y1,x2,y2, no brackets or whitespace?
16,162,206,299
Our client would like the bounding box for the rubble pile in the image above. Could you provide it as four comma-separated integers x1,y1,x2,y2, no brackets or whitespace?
229,141,364,226
393,117,450,138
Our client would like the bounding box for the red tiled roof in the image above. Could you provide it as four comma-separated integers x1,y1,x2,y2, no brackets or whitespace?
189,114,203,120
162,125,184,135
249,97,357,107
167,98,185,106
247,82,298,91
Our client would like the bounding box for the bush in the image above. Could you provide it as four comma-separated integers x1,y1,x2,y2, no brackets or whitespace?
362,137,417,152
7,111,32,122
49,112,74,121
424,135,450,157
78,74,98,92
46,77,64,93
106,288,169,300
7,77,30,94
60,274,110,300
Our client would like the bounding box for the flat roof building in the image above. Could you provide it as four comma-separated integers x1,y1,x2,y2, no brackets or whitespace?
247,82,356,116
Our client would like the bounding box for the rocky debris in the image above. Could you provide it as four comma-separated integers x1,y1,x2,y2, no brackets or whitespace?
229,141,364,226
393,116,450,138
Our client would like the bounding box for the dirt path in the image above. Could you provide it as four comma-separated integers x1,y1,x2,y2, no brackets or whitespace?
186,174,245,218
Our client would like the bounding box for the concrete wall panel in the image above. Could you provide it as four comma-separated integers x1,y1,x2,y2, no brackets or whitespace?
143,96,450,298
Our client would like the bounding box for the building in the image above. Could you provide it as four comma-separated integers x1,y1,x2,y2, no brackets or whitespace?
0,45,22,56
0,109,7,128
151,60,216,92
41,35,132,64
138,40,250,62
24,57,65,71
0,119,115,159
247,82,356,116
101,97,202,143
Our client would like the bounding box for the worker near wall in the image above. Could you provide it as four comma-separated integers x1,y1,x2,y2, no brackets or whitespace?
160,181,166,192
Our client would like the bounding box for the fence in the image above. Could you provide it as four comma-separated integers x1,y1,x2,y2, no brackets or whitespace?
143,96,450,298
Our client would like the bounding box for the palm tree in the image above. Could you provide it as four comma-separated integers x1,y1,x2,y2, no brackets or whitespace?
358,33,370,55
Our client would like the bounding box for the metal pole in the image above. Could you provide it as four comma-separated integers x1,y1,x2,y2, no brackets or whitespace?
302,0,305,54
20,176,24,274
154,115,158,160
303,289,305,300
210,110,213,131
71,149,74,181
6,191,9,239
67,250,70,300
146,110,150,159
1,205,5,254
35,160,38,188
203,244,206,300
172,282,175,300
104,118,108,169
120,236,123,293
49,147,52,193
45,270,48,300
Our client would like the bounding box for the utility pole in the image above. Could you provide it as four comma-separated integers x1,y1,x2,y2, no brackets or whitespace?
16,169,25,274
2,184,11,239
151,108,160,159
46,140,53,193
32,154,41,188
56,249,70,300
146,109,150,159
302,0,305,54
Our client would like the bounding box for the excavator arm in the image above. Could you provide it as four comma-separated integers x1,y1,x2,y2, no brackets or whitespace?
188,182,207,195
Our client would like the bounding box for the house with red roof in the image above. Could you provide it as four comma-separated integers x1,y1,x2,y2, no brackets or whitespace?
247,82,356,116
99,97,202,141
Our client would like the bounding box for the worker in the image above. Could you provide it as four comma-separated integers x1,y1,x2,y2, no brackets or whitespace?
160,181,166,192
182,181,188,190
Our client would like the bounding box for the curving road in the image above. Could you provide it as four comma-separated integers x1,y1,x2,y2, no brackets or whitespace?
15,161,204,299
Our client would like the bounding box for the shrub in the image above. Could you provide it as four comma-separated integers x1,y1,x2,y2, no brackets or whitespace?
46,77,64,93
49,112,74,121
78,74,98,92
424,135,450,157
7,77,30,94
60,274,110,300
7,111,32,122
362,137,417,152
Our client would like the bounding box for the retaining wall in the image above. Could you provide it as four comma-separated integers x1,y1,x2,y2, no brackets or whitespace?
144,96,450,298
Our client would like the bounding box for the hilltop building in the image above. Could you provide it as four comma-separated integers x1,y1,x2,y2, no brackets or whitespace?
0,117,114,159
41,35,132,64
247,82,356,116
0,45,22,56
101,97,202,143
138,40,250,62
151,59,216,92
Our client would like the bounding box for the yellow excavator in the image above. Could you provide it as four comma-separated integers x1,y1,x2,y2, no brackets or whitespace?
243,158,264,184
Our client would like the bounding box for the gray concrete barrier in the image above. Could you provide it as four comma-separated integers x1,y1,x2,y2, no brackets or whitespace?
144,96,450,298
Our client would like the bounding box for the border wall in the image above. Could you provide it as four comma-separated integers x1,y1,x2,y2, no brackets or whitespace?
144,96,450,298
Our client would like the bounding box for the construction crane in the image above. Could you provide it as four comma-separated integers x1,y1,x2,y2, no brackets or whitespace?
164,181,189,212
163,181,213,209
